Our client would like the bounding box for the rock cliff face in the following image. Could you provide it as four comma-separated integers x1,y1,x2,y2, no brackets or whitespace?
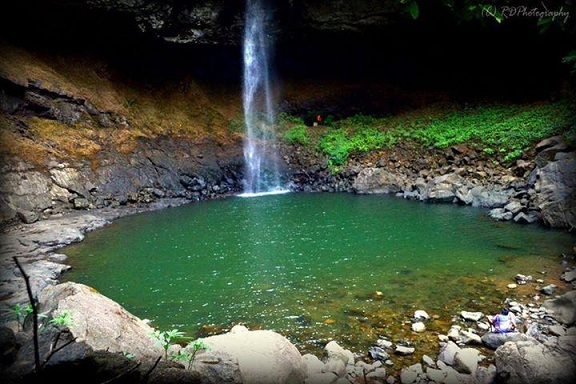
7,0,403,45
0,0,574,229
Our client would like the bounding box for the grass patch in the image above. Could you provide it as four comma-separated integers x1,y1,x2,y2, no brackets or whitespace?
299,101,574,167
27,117,103,158
284,124,311,145
317,114,400,166
410,102,573,162
0,122,55,166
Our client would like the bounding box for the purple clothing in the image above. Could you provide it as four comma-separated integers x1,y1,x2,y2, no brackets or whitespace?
493,313,515,333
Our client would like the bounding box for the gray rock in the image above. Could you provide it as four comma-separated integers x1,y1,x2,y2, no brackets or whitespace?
38,282,164,360
481,332,531,350
352,168,404,195
192,325,305,384
543,290,576,325
369,346,390,361
494,336,576,384
302,353,325,377
534,157,576,228
453,348,479,374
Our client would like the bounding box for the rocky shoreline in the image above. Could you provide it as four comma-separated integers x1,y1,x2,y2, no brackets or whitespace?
0,215,575,383
1,128,576,383
1,179,576,383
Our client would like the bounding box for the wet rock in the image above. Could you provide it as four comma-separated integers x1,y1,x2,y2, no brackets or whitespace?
16,210,38,224
0,326,17,366
515,274,533,285
413,310,430,320
461,311,483,322
302,353,325,377
489,207,513,221
394,345,415,356
324,341,354,365
411,322,425,333
513,211,540,224
562,269,576,283
400,363,423,384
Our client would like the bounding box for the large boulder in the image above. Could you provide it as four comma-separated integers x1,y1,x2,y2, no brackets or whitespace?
352,167,404,194
191,325,305,384
543,290,576,326
38,282,163,360
494,336,576,384
534,156,576,228
481,332,531,350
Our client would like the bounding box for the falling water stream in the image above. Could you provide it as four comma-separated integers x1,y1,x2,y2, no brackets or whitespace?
242,0,286,195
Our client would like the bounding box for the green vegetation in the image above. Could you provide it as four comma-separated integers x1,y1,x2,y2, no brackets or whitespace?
410,103,573,162
48,309,75,328
280,101,573,168
318,114,399,167
284,124,310,145
171,338,209,369
151,328,209,367
280,113,312,145
227,118,244,133
2,303,34,331
152,328,193,360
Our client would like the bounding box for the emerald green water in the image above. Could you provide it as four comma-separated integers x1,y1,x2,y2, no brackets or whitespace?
61,193,574,355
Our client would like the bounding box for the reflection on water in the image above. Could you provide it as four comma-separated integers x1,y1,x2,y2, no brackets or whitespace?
61,193,574,357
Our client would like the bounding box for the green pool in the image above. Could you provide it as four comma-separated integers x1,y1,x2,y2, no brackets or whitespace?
61,193,575,355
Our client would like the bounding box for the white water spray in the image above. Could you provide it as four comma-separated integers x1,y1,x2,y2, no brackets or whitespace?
241,0,287,195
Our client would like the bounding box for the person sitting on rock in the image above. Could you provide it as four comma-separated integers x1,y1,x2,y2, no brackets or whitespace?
488,308,517,333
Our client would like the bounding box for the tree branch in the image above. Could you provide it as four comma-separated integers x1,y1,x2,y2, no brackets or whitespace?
13,256,40,373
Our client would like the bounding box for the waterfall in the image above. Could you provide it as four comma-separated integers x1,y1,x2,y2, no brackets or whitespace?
241,0,287,196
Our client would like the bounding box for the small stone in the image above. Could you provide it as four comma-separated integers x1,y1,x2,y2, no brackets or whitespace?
412,322,426,333
414,310,430,320
507,283,517,289
395,346,415,355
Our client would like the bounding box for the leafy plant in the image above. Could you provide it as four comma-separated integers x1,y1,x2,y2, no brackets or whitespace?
317,115,398,166
2,303,34,331
278,112,305,125
313,101,571,167
410,102,572,162
171,338,209,369
49,309,76,328
152,328,193,360
284,124,310,145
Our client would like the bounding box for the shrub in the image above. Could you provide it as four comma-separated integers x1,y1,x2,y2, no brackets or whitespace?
410,102,572,162
284,124,310,145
